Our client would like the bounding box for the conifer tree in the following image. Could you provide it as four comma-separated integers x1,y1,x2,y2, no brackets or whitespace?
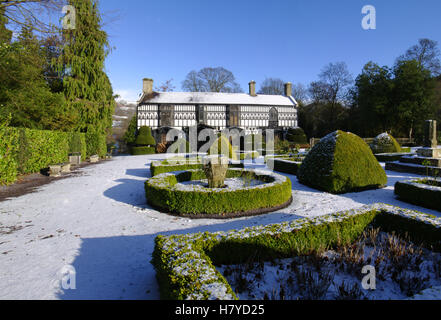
57,0,115,135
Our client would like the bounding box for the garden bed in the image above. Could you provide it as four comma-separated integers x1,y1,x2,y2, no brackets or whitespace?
152,203,441,300
395,179,441,211
145,168,292,218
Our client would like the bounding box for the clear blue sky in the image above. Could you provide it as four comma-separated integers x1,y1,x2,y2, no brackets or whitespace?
97,0,441,102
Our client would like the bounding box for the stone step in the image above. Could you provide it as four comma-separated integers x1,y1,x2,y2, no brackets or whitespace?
385,161,441,177
400,156,441,167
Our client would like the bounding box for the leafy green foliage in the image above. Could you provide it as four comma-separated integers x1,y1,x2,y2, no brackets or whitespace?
0,117,19,185
135,126,156,146
370,133,402,154
86,127,107,157
150,159,244,176
298,131,387,194
286,127,308,144
395,179,441,212
131,146,156,155
123,115,137,146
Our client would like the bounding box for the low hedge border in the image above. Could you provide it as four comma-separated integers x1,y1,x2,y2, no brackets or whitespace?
150,160,244,176
131,146,156,155
237,151,260,160
395,179,441,212
375,152,414,162
152,203,441,300
145,168,292,216
266,158,302,175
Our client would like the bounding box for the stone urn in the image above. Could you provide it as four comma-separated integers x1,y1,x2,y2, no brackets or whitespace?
202,155,229,188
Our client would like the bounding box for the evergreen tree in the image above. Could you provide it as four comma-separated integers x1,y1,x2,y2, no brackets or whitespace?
58,0,115,135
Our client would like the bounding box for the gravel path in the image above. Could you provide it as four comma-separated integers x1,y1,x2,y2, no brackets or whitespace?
0,155,439,300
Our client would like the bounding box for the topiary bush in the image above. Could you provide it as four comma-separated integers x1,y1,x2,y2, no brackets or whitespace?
208,135,238,161
370,133,402,154
297,130,387,194
286,127,308,145
135,126,156,147
171,138,190,153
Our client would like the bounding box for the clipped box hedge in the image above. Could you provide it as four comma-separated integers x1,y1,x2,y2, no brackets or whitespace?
150,159,244,177
131,146,156,155
395,179,441,212
267,158,302,175
145,168,292,217
152,203,441,300
374,152,414,162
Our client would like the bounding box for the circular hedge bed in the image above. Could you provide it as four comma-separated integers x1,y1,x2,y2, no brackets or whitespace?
145,168,292,218
297,130,387,194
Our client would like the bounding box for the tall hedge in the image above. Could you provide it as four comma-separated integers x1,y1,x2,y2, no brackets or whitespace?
0,125,88,185
86,128,107,158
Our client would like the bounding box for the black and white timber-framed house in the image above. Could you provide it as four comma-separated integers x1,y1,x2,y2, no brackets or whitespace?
136,78,298,141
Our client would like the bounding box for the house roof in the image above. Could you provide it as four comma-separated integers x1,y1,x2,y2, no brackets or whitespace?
139,91,298,107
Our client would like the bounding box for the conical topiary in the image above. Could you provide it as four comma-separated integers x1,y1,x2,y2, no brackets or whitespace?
286,127,308,144
370,133,401,154
297,130,387,194
208,135,238,161
135,126,156,146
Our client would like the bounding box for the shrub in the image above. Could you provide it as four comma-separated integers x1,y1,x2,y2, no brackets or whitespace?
171,138,190,153
69,132,87,161
86,129,107,158
208,135,238,160
135,126,156,146
131,146,156,155
297,131,387,194
395,179,441,212
145,169,292,216
287,127,308,144
370,133,402,154
0,119,19,185
267,158,302,175
152,203,441,300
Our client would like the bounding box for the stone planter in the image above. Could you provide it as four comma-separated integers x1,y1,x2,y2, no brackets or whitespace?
90,155,99,163
68,152,82,166
49,165,62,177
202,155,229,188
61,163,71,173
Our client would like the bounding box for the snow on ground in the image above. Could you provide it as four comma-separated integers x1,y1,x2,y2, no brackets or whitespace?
0,155,440,300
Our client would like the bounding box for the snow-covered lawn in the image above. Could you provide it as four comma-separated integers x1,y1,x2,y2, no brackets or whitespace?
0,154,440,300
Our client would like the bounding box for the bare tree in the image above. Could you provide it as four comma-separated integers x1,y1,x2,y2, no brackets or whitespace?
398,38,441,76
317,61,353,106
182,67,242,93
292,83,308,104
258,77,284,95
155,78,175,92
0,0,65,34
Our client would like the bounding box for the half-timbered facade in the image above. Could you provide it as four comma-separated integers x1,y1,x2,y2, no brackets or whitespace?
137,79,298,135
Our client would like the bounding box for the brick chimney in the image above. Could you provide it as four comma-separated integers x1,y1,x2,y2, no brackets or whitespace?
143,78,153,95
249,81,256,96
284,82,292,96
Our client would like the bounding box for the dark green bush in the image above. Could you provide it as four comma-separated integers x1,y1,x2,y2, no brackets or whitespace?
208,135,238,160
171,138,190,153
86,129,107,158
145,169,292,216
135,126,156,146
267,158,301,175
370,133,402,154
286,127,308,144
0,119,19,185
69,132,87,160
298,130,387,194
131,146,156,155
395,179,441,212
